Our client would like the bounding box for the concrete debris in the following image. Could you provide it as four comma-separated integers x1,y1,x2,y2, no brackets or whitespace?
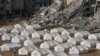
27,0,100,32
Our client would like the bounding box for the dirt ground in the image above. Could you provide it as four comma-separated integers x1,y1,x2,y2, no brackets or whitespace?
81,49,100,56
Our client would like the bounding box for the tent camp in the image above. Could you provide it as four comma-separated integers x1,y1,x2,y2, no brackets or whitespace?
24,39,33,46
31,38,42,44
69,45,89,54
32,32,41,39
31,24,41,30
1,33,11,41
54,35,63,43
11,37,20,43
74,32,83,38
40,42,50,48
31,50,41,56
18,47,28,55
88,34,97,40
96,43,100,50
61,30,70,38
11,28,19,34
40,40,59,48
26,25,33,30
60,42,74,51
81,39,98,48
1,43,21,51
46,53,55,56
38,48,52,56
14,24,22,29
43,33,53,40
53,51,67,56
21,30,29,36
54,45,64,52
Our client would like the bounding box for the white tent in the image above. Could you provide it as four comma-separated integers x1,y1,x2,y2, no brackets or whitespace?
1,33,10,41
78,31,90,38
50,27,66,34
32,32,40,39
61,30,70,37
78,31,90,36
11,37,20,43
68,38,77,45
18,47,28,55
27,28,36,34
55,27,66,33
94,33,100,40
69,54,80,56
54,45,64,52
51,33,60,38
60,42,74,51
43,41,59,48
8,33,17,38
88,34,97,40
69,45,89,54
21,35,30,40
29,45,38,50
0,27,7,32
39,48,52,56
43,33,53,40
31,50,41,56
0,31,4,36
40,42,50,48
46,53,55,56
11,28,19,34
67,28,77,36
1,43,21,51
21,30,29,36
14,35,25,41
54,35,63,43
20,22,28,27
50,29,59,34
37,30,46,37
61,35,68,41
24,39,33,46
68,37,84,45
53,51,67,56
30,45,38,50
74,32,83,38
0,44,10,51
31,24,41,30
24,45,38,52
5,26,14,32
96,43,100,49
17,27,25,33
74,37,84,43
26,26,35,34
14,24,22,29
31,38,42,44
81,39,98,48
26,25,33,30
54,35,68,42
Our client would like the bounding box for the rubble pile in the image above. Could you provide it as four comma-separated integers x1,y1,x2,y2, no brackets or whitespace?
28,0,100,32
70,8,100,31
29,0,82,25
